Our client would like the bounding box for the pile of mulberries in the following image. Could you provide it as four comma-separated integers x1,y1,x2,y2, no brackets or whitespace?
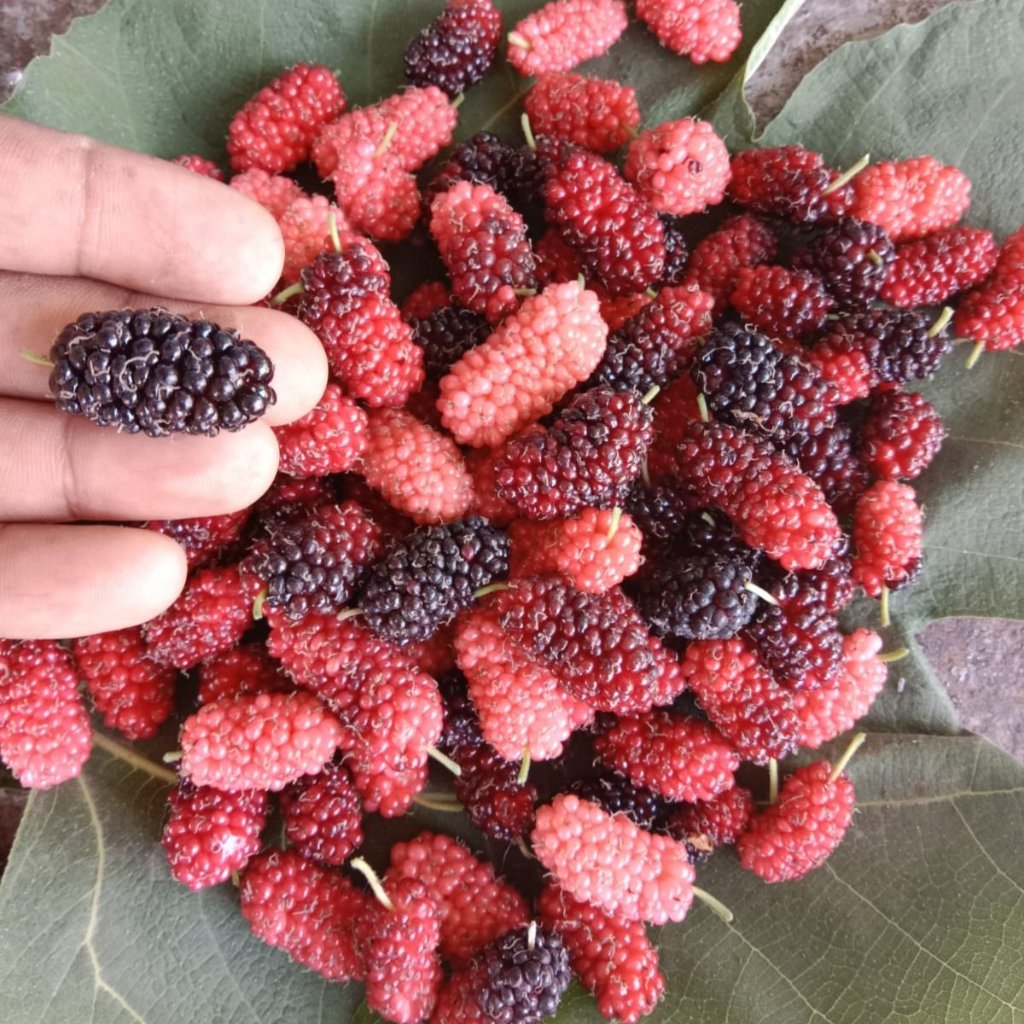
17,7,1024,1024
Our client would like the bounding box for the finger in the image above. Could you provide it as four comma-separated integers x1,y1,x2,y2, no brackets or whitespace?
0,523,187,639
0,272,327,425
0,398,280,522
0,115,283,304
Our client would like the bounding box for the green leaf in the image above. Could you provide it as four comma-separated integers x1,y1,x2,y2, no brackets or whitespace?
755,0,1024,236
2,0,1024,1023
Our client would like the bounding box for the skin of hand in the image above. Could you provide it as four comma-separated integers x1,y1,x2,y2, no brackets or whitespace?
0,115,328,640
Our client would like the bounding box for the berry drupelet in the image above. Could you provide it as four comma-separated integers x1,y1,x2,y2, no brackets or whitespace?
569,772,669,832
246,501,383,620
48,308,275,437
477,925,572,1024
859,390,945,481
495,576,673,715
358,516,509,645
635,552,757,641
424,131,544,213
495,387,654,520
587,283,713,395
537,136,666,295
793,218,895,308
694,323,839,444
728,145,853,223
404,0,502,98
410,305,491,381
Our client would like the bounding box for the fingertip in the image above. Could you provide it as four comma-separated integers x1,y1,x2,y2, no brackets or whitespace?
259,314,329,425
204,187,285,304
187,421,280,513
112,527,189,621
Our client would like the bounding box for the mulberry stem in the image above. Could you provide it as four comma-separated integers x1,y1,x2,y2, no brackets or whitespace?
965,338,985,369
878,647,909,663
828,731,867,783
350,857,395,911
328,210,342,252
508,31,531,50
20,350,54,368
744,581,780,607
880,585,891,628
691,886,734,924
92,731,178,785
271,281,304,306
374,121,398,160
520,112,537,152
605,507,622,542
517,749,532,785
427,745,463,777
767,758,779,805
414,793,464,812
822,153,869,195
928,306,953,337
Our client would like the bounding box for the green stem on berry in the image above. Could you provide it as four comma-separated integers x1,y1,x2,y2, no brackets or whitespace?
696,393,710,424
828,731,867,783
328,210,342,253
20,350,54,368
641,385,661,406
427,745,463,777
744,581,780,607
231,870,241,887
879,585,891,628
91,731,178,786
515,837,536,861
645,287,658,300
576,273,586,289
374,121,398,160
520,112,537,152
474,582,510,600
605,506,623,543
270,281,304,307
517,748,532,785
451,92,465,110
336,607,365,622
822,153,870,195
866,249,884,268
700,511,716,527
527,920,538,952
350,857,395,911
162,750,183,764
514,287,538,297
508,31,531,50
413,793,464,812
691,885,734,924
878,647,910,663
767,758,779,805
252,589,267,621
965,338,986,369
928,306,954,337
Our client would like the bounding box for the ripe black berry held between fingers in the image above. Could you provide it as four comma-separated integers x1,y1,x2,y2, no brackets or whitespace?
47,308,275,437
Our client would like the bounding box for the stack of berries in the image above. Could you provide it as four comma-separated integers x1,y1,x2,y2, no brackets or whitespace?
7,1,1024,1021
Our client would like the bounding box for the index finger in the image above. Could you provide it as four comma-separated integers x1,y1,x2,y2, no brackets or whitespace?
0,115,284,304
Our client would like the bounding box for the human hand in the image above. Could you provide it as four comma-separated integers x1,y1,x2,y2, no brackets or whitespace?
0,115,327,639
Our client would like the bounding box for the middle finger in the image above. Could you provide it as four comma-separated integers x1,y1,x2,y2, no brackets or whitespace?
0,397,280,522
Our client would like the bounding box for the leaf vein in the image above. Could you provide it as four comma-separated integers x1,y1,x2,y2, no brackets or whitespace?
78,775,149,1024
822,862,1019,1011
